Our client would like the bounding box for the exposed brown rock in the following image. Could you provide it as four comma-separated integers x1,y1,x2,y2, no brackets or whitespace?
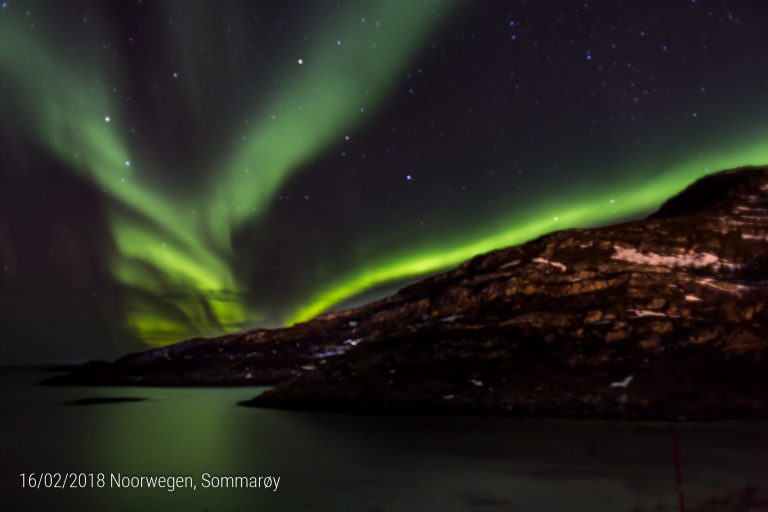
48,166,768,420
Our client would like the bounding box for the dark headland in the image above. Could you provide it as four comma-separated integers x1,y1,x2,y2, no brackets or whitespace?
48,166,768,421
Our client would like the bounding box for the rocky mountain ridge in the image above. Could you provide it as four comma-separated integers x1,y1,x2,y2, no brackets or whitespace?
49,166,768,420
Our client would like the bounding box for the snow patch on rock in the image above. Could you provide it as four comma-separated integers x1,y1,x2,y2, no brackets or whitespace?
500,259,521,269
533,257,567,272
698,278,752,295
628,309,667,318
612,246,740,271
312,347,348,358
609,375,634,388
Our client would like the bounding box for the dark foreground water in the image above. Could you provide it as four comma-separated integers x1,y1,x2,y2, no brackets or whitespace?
1,369,766,512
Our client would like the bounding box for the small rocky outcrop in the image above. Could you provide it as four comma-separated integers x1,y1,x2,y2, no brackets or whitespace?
51,167,768,420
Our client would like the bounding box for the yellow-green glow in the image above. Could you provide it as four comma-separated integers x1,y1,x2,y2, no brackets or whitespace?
215,1,449,234
0,1,454,346
2,2,767,348
288,139,768,324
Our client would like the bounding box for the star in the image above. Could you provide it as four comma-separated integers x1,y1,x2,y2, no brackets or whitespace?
4,0,768,360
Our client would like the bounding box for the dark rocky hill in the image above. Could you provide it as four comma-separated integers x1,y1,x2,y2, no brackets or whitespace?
49,166,768,420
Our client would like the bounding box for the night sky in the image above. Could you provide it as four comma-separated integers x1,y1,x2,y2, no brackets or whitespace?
2,0,768,363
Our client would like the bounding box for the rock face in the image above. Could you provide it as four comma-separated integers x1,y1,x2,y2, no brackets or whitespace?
43,324,357,386
51,167,768,420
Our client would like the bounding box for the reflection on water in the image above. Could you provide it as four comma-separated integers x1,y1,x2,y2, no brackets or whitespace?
1,369,766,512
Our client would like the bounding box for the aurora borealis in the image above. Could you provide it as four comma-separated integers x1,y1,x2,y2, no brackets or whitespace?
2,0,768,362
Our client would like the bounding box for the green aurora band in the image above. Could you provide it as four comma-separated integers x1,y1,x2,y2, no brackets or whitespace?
288,138,768,324
0,0,454,345
2,1,768,347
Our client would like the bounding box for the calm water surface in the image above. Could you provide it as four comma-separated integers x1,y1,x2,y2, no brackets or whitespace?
1,369,766,512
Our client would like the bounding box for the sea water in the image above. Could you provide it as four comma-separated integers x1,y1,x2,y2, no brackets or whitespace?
1,369,766,512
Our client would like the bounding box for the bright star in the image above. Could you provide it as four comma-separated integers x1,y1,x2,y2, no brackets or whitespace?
124,160,131,167
406,174,413,181
297,58,304,65
104,115,111,123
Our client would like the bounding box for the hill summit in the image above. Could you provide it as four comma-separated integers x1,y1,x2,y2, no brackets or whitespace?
52,167,768,420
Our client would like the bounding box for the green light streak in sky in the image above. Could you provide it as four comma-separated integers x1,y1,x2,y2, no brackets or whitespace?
2,1,767,348
1,20,245,345
0,0,453,346
211,1,451,241
288,139,768,324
